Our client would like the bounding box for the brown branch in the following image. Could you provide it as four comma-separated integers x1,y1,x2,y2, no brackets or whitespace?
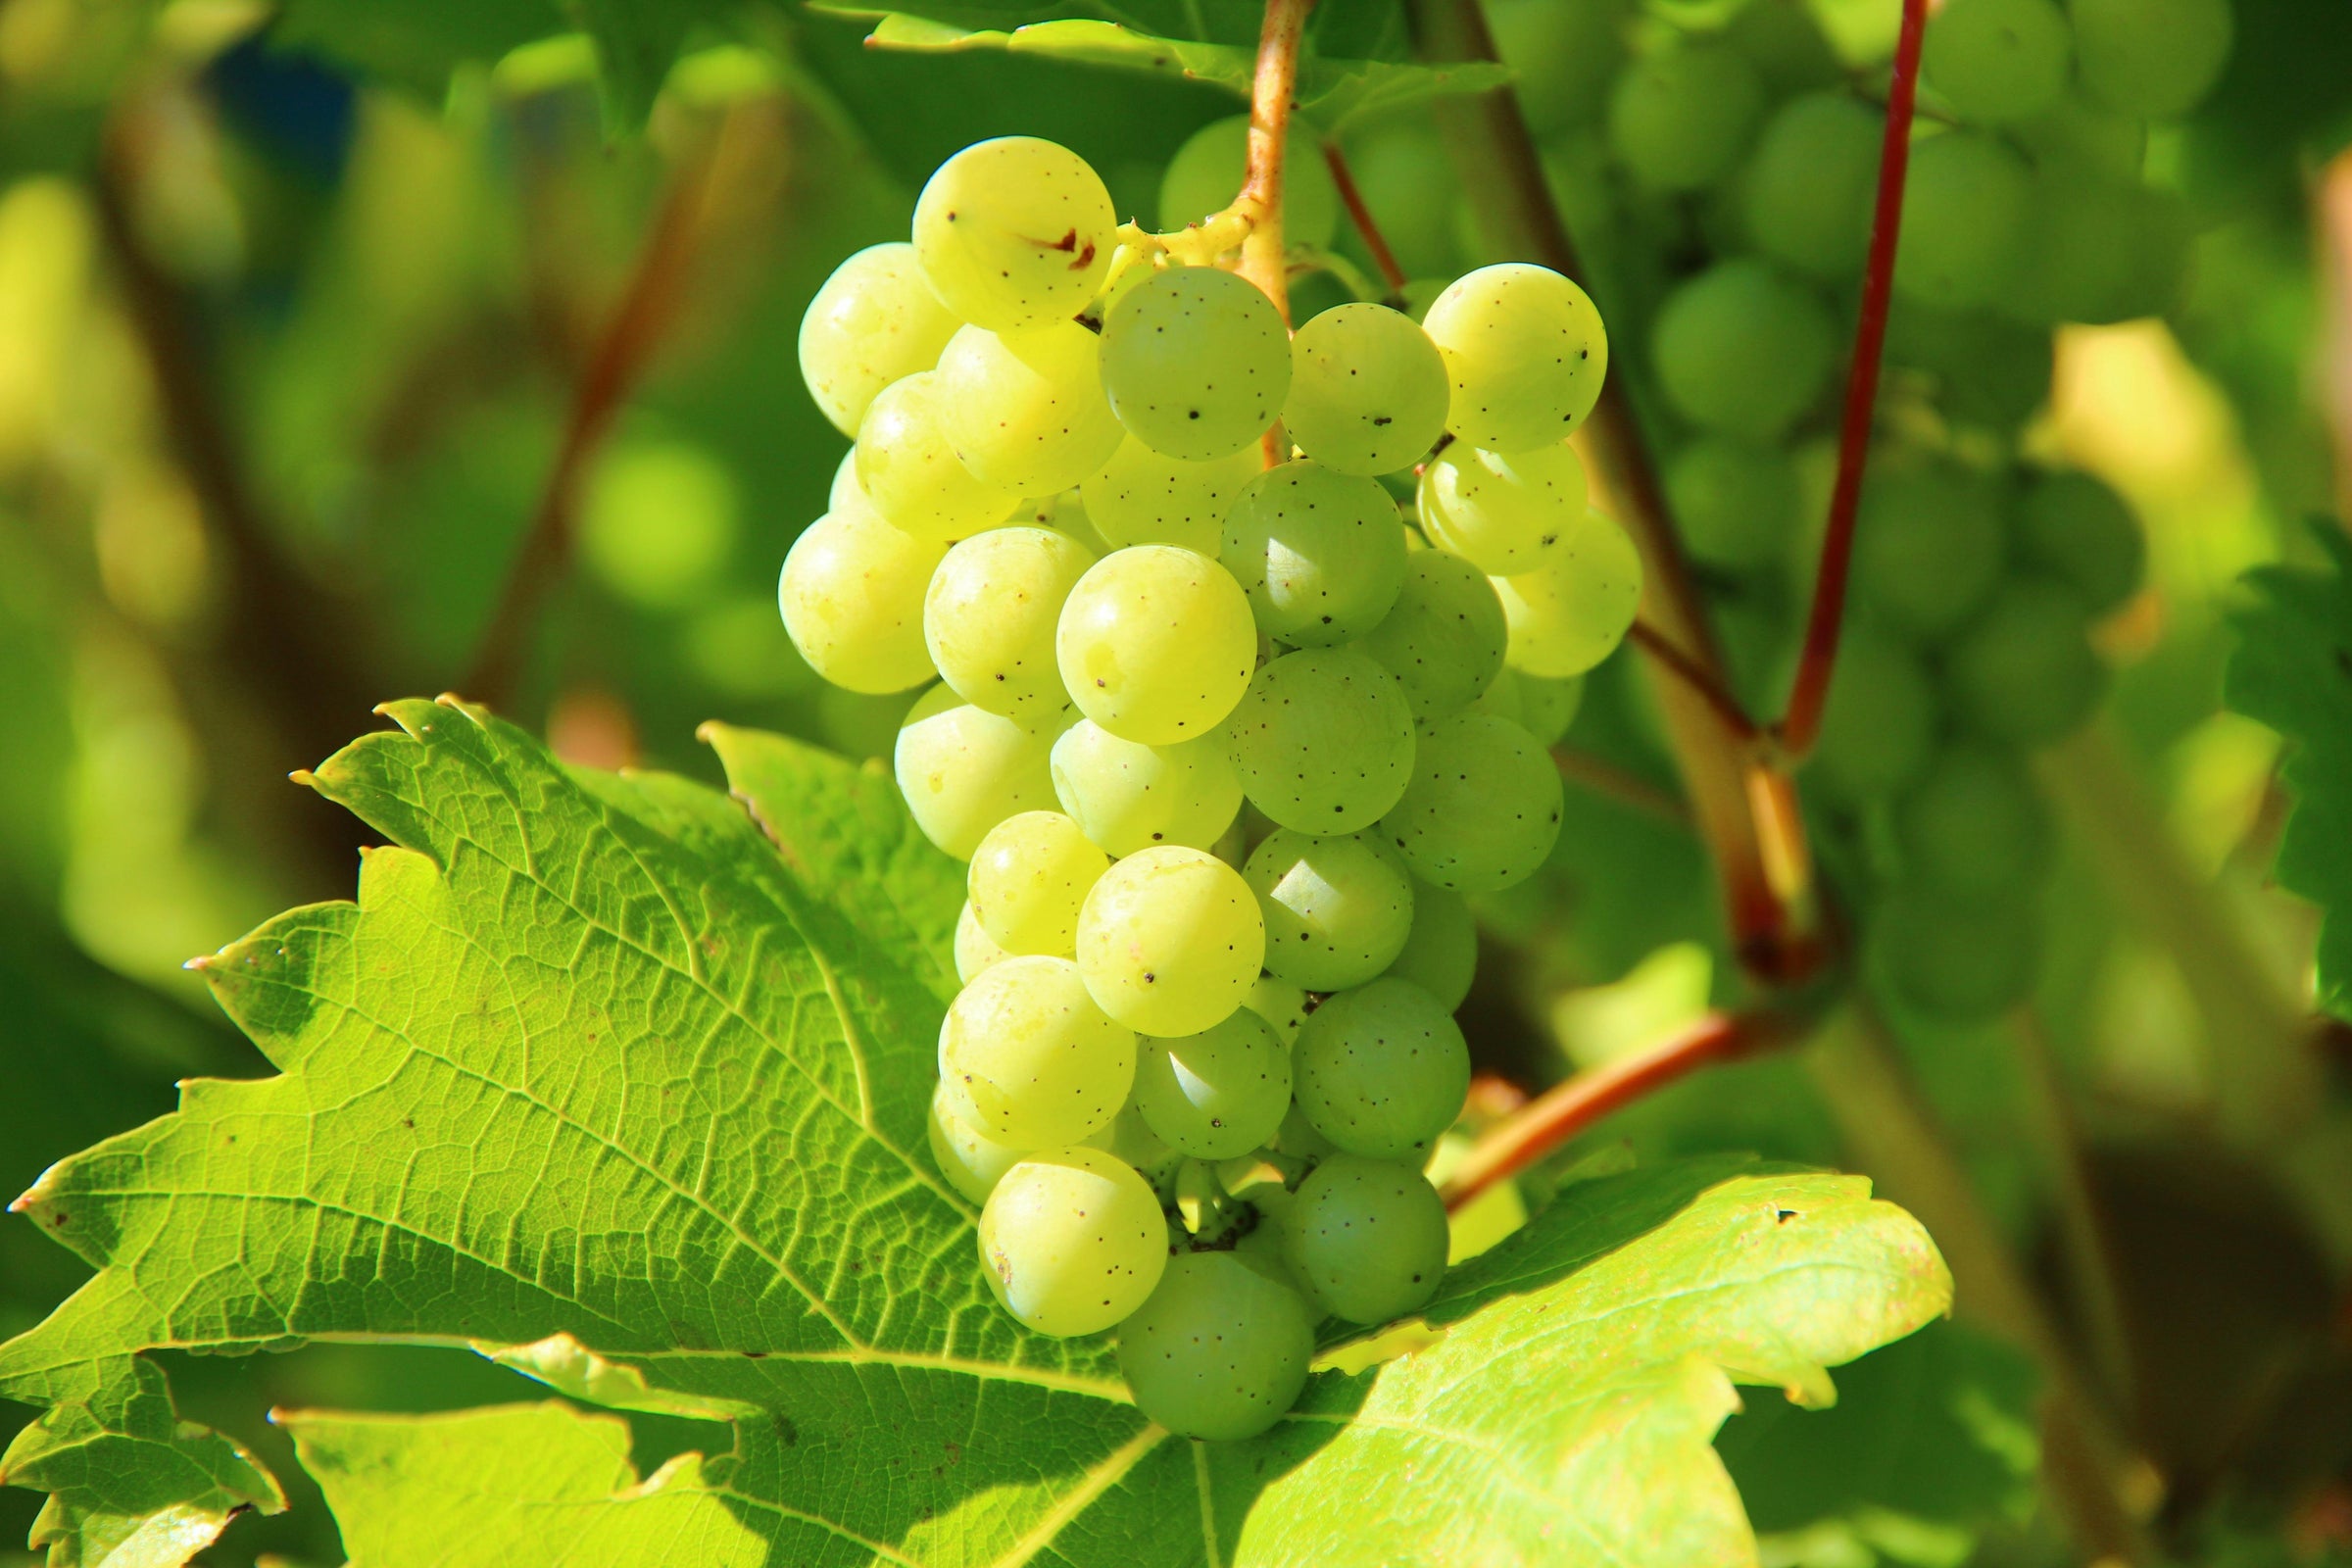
1626,620,1761,743
1551,747,1691,827
1773,0,1930,760
1322,140,1409,296
1237,0,1315,326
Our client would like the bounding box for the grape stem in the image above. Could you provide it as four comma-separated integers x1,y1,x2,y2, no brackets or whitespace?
1550,746,1690,827
1321,140,1410,296
1625,621,1761,743
1772,0,1931,760
1237,0,1316,327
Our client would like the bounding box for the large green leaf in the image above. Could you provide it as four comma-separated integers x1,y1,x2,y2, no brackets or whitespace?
0,702,1948,1565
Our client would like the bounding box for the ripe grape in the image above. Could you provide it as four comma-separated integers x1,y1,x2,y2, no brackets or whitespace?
1513,672,1586,745
956,899,1010,984
1851,459,2007,641
925,525,1095,721
798,242,961,437
1333,123,1461,278
1117,1250,1316,1441
1809,626,1938,804
1924,0,2074,122
2012,95,2146,182
1355,550,1509,723
967,810,1110,956
1491,509,1643,678
777,506,943,695
1283,1153,1449,1324
1873,884,2038,1023
1221,462,1409,646
1244,973,1312,1044
1101,267,1292,461
1741,93,1881,282
1383,881,1476,1011
1051,721,1243,857
2015,469,2143,614
1894,132,2032,309
1665,438,1803,570
1605,40,1766,193
1224,647,1417,833
934,320,1126,494
1487,0,1629,131
1131,1007,1292,1159
929,1082,1027,1203
1244,828,1417,993
1080,436,1258,555
1158,114,1340,248
939,955,1137,1148
1652,259,1838,441
2068,0,2231,118
1894,744,2054,896
1056,545,1257,746
1285,304,1450,475
1293,978,1471,1159
1085,1102,1176,1177
1379,710,1563,891
1417,440,1592,575
894,684,1060,858
1945,575,2106,746
1725,0,1844,96
979,1148,1168,1336
1074,845,1265,1036
913,137,1114,332
1421,264,1609,452
854,371,1025,543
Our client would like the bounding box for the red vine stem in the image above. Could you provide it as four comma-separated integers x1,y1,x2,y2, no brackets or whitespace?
1322,140,1409,295
1774,0,1930,760
1627,621,1762,743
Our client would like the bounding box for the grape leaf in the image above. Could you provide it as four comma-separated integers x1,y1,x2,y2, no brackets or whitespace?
2226,522,2352,1022
0,701,1947,1565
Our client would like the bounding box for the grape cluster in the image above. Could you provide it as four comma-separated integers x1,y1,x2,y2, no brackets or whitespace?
784,135,1639,1438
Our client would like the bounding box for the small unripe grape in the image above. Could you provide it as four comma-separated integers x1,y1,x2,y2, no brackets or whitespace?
980,1148,1168,1336
1056,546,1257,746
799,243,961,436
1489,0,1629,131
928,1082,1027,1203
934,320,1126,495
1132,1008,1292,1159
1285,304,1450,475
1225,648,1418,834
1606,40,1765,193
1356,551,1509,723
1491,510,1643,678
854,372,1025,544
1894,744,2055,897
1051,721,1243,857
2068,0,2231,118
1117,1250,1315,1441
968,810,1111,956
2003,171,2192,326
1652,260,1838,442
914,137,1114,332
1293,978,1471,1159
1895,132,2033,309
1925,0,2074,122
1158,115,1340,247
2015,469,2143,614
895,684,1060,859
1725,0,1844,96
1379,711,1563,892
1383,881,1476,1011
1417,441,1592,575
1102,267,1292,462
925,525,1095,722
1665,438,1802,571
939,955,1137,1148
1075,846,1265,1037
1283,1154,1450,1324
1244,828,1417,993
1222,462,1409,646
1742,93,1880,282
1080,437,1258,555
1421,264,1608,452
1873,884,2039,1023
1809,626,1938,805
1945,575,2106,747
1852,459,2007,642
778,507,944,695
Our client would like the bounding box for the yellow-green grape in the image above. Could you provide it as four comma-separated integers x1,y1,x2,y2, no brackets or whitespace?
798,242,962,436
2068,0,2231,119
1810,626,1939,805
1074,845,1265,1036
1651,259,1838,441
1895,131,2032,309
778,506,944,695
1356,550,1509,723
928,1081,1027,1203
1132,1008,1292,1159
955,899,1010,983
1851,458,2006,641
1491,510,1643,677
1294,978,1470,1159
1465,665,1525,724
1051,721,1243,856
1116,1250,1315,1441
1282,1153,1449,1324
1925,0,2074,122
1101,267,1293,461
1158,114,1341,246
913,136,1114,333
895,684,1060,859
854,371,1025,543
925,525,1095,721
1244,828,1416,993
1383,881,1475,1010
1221,462,1409,647
967,809,1110,956
1056,545,1257,746
829,447,865,512
1244,973,1311,1044
1742,94,1881,282
1605,39,1767,193
934,321,1126,494
979,1147,1168,1336
1379,711,1563,892
1224,647,1417,834
1085,1101,1176,1177
1284,304,1451,475
938,955,1137,1148
1014,490,1114,556
1079,437,1258,554
1514,672,1585,745
1417,440,1592,574
1421,265,1608,452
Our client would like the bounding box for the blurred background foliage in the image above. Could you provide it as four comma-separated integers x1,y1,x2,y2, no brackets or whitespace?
0,0,2350,1564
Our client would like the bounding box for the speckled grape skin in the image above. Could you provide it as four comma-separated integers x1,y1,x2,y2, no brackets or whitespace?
1074,846,1266,1037
1417,440,1592,575
1050,722,1243,857
1292,978,1470,1158
925,526,1096,723
1080,436,1258,555
1132,1007,1292,1159
1243,828,1417,993
853,371,1025,544
954,899,1009,984
1284,303,1450,476
1116,1250,1315,1440
979,1148,1168,1336
934,320,1126,495
1101,267,1294,461
1421,264,1608,453
777,506,944,695
798,242,961,437
1224,647,1417,834
893,684,1060,860
913,137,1115,333
1355,550,1509,722
927,1081,1026,1203
1055,546,1258,746
1221,461,1409,647
1282,1153,1450,1324
1377,710,1563,892
966,809,1109,956
1490,508,1643,678
937,955,1136,1148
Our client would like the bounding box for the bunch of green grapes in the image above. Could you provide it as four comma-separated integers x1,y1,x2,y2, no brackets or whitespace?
782,133,1642,1440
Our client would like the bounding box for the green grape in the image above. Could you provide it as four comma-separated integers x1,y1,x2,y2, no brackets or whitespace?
913,137,1115,333
1224,647,1417,833
1514,672,1586,745
1051,721,1242,857
1894,132,2032,309
1378,711,1562,891
1421,264,1608,452
829,446,865,512
968,810,1111,956
1116,1250,1315,1441
1244,828,1416,993
933,320,1126,495
1283,1153,1449,1324
2068,0,2231,118
1158,114,1340,248
1416,440,1591,575
1244,973,1312,1044
1666,437,1803,570
1382,881,1476,1011
1651,260,1837,442
2016,469,2143,614
979,1147,1169,1336
1851,459,2007,641
1080,436,1257,554
1085,1101,1176,1177
1724,0,1845,96
1605,41,1766,193
1075,845,1266,1036
1221,462,1408,646
798,242,962,438
1285,304,1450,476
854,371,1026,543
1463,665,1524,725
1741,93,1881,282
895,684,1060,858
939,955,1137,1148
778,506,944,695
929,1081,1027,1203
925,525,1096,722
1132,1008,1292,1159
1945,575,2106,746
1487,0,1628,131
1015,490,1114,556
1809,625,1938,804
2003,171,2191,325
1491,510,1643,677
1101,267,1292,461
1355,550,1508,723
956,898,1010,984
1293,978,1470,1159
1873,884,2038,1023
2012,95,2146,181
1884,305,2054,431
1924,0,2074,122
1056,545,1257,746
1337,122,1465,277
1894,743,2054,896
